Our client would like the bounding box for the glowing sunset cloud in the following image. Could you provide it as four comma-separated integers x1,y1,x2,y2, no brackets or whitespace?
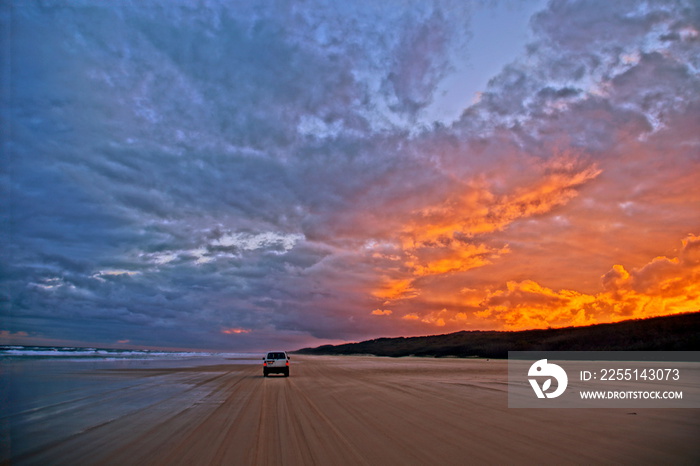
222,328,252,335
382,235,700,332
400,154,601,246
372,279,419,301
1,0,698,350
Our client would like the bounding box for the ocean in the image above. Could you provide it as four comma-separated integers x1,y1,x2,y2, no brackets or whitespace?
0,344,259,361
0,344,263,458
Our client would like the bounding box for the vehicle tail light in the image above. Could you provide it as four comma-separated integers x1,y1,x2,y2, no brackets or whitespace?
286,361,289,366
263,362,267,366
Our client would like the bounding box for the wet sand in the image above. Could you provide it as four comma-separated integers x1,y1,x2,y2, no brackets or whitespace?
4,356,699,465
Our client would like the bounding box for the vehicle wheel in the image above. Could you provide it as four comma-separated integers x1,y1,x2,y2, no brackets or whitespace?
284,369,289,377
263,371,268,377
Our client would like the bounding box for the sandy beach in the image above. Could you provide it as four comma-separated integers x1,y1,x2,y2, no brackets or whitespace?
3,355,699,465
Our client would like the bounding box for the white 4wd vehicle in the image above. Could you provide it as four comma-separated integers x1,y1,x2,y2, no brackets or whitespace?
263,351,290,377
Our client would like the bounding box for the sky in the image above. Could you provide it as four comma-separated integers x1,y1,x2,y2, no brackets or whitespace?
1,0,699,352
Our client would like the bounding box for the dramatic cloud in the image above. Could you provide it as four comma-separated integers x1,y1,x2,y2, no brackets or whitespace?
1,0,698,350
477,234,700,329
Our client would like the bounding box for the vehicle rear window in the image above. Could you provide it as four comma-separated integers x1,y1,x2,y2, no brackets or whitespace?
266,352,286,359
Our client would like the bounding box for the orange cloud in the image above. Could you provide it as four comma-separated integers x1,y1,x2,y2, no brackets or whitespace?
417,308,470,327
406,242,510,277
372,278,419,300
476,280,599,329
370,153,599,308
399,153,600,247
382,235,700,332
371,309,393,316
475,234,700,329
222,327,252,334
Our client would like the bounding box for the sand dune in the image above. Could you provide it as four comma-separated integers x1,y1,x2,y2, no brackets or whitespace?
6,356,699,465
